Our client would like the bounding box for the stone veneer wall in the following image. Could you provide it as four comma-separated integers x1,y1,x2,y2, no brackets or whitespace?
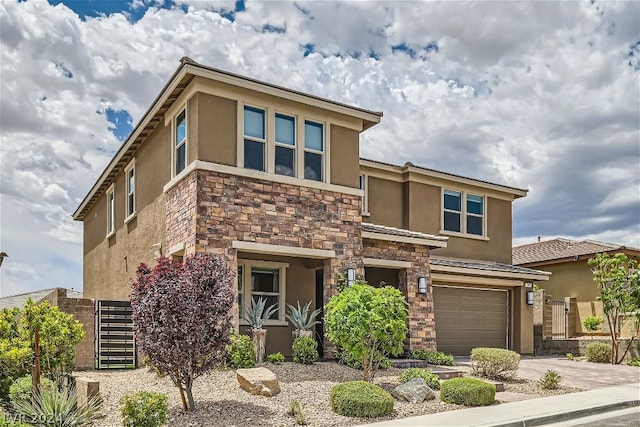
165,169,364,356
363,239,436,352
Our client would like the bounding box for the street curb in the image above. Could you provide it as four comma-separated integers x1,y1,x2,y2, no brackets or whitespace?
488,400,640,427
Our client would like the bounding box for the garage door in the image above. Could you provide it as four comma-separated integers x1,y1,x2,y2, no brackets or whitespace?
433,286,508,355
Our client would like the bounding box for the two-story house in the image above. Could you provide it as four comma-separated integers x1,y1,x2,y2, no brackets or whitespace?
73,58,548,367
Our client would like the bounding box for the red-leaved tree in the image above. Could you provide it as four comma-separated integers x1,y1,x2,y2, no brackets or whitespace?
131,253,235,410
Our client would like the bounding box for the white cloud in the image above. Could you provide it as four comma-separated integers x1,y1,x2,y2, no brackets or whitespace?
0,0,638,296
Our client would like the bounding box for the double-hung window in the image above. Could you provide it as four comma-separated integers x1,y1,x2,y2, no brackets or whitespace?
359,174,369,215
106,185,115,236
243,106,266,172
124,160,135,220
304,120,324,181
275,113,296,177
237,260,287,324
442,190,485,236
174,110,187,175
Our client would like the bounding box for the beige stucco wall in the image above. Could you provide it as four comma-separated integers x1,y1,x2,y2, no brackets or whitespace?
366,177,514,263
83,123,170,301
535,260,600,302
330,125,360,188
194,92,238,167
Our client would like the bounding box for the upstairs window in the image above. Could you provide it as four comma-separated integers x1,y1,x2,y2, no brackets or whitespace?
443,190,461,233
275,113,296,177
466,194,484,236
442,190,485,237
174,110,187,175
304,120,323,181
106,185,115,236
124,160,135,219
244,106,266,172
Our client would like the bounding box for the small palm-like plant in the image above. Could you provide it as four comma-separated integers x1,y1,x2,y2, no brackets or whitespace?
13,387,102,427
286,301,321,331
243,297,278,329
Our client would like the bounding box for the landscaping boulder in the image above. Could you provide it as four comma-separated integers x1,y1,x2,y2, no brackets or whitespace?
236,367,280,397
392,378,435,403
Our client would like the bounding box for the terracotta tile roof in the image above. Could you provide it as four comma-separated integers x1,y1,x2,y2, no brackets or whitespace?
362,223,448,242
430,257,550,276
0,287,83,310
512,238,636,265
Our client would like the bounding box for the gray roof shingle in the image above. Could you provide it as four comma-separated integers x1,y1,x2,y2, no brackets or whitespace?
430,257,550,276
512,238,638,265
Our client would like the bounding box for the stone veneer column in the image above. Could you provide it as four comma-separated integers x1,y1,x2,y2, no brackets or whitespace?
363,239,436,352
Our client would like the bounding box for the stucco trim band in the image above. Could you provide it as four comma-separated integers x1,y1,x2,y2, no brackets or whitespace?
362,231,448,248
431,273,522,288
163,160,364,197
363,258,412,269
232,241,336,259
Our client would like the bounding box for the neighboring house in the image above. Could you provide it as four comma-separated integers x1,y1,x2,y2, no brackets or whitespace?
513,238,640,336
73,57,548,365
0,288,94,369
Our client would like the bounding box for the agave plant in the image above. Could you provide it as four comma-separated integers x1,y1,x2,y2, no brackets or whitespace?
12,387,102,427
286,301,321,331
243,297,278,329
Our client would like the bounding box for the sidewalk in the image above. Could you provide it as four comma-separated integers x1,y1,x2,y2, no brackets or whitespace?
359,383,640,427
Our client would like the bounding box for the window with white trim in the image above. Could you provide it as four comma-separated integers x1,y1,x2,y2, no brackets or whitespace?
443,190,485,236
237,260,287,324
239,104,327,183
124,160,135,220
275,113,296,177
243,106,266,172
359,173,369,215
106,185,115,236
304,120,324,181
174,109,187,175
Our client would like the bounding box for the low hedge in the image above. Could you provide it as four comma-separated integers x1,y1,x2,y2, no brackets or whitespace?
585,342,612,363
409,350,455,366
470,347,520,379
440,377,496,406
9,376,56,405
292,337,318,365
329,381,394,417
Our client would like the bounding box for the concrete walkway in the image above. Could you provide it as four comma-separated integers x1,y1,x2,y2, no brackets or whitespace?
359,383,640,427
455,355,640,389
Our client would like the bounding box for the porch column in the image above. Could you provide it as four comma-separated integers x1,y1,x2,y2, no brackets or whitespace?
403,264,437,352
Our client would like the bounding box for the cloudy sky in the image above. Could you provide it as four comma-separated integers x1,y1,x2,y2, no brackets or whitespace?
0,0,638,296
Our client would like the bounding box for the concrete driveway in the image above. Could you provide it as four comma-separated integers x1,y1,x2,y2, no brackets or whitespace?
455,355,640,390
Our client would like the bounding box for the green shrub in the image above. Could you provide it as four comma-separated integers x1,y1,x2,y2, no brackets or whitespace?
12,387,102,427
399,368,440,390
537,370,562,390
9,375,56,405
226,332,256,368
378,357,392,370
288,400,308,425
292,337,318,365
329,381,394,418
583,315,604,332
120,391,168,427
409,349,455,366
626,357,640,367
566,353,574,361
470,347,520,379
440,377,496,406
585,342,612,363
266,352,285,364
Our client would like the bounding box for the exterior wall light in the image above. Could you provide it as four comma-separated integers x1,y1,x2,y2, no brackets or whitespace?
347,268,356,286
526,290,535,305
418,277,428,295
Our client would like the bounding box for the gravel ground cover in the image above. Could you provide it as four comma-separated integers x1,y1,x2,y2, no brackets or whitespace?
81,362,579,426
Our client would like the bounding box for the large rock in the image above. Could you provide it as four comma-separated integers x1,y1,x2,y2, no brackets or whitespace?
392,378,435,403
236,367,281,397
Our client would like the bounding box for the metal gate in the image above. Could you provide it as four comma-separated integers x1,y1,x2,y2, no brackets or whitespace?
95,300,136,369
551,300,567,340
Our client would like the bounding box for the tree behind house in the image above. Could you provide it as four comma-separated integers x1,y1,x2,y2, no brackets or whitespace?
131,253,235,410
589,253,640,364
